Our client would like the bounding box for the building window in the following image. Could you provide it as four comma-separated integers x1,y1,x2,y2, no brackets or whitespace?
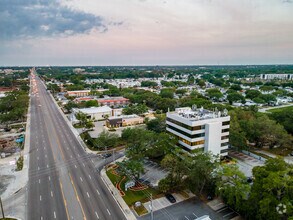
220,149,229,154
222,121,230,126
222,128,229,133
167,125,205,139
167,118,205,131
179,137,205,146
221,135,229,140
221,142,229,147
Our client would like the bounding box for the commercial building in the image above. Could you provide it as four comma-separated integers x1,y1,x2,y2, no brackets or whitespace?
71,106,112,121
106,114,144,128
97,97,130,108
260,74,293,80
166,107,230,157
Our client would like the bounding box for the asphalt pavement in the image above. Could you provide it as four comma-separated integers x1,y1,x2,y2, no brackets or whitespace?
26,71,126,220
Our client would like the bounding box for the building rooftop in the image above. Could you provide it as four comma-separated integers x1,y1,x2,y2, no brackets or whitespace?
168,107,229,121
75,106,112,114
108,114,141,120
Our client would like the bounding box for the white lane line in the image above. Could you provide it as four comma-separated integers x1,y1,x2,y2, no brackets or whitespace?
40,195,42,201
74,165,77,169
82,163,85,167
96,189,100,195
95,211,99,219
193,213,198,218
107,209,111,215
67,147,69,150
37,148,38,151
70,155,73,158
48,176,51,181
54,211,56,219
87,192,90,198
38,166,40,171
39,179,41,184
88,175,92,179
77,154,80,157
185,216,190,220
80,177,83,182
37,156,39,160
51,191,53,197
91,159,94,163
47,164,49,168
45,154,47,158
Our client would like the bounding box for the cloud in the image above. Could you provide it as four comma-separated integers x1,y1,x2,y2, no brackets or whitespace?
0,0,109,40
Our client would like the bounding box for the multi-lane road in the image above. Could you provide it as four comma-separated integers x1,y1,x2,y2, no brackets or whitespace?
27,70,126,220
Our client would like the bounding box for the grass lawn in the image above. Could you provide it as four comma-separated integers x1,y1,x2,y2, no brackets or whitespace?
106,169,161,206
267,105,293,113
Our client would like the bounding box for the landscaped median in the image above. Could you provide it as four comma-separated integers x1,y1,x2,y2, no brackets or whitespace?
105,164,161,216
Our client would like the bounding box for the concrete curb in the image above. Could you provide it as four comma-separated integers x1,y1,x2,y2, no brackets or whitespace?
100,167,137,220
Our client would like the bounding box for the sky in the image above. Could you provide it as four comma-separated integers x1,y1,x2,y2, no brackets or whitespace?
1,0,293,66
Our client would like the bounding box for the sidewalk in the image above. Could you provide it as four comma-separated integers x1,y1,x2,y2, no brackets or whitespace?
100,164,137,220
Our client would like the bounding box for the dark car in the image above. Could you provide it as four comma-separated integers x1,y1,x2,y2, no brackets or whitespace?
102,153,112,158
290,151,293,156
165,194,176,203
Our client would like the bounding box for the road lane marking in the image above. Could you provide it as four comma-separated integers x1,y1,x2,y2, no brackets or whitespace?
87,192,90,198
80,177,83,182
88,175,91,179
39,179,41,184
51,191,53,197
70,155,73,158
40,216,43,220
45,154,47,158
74,165,77,168
96,189,100,195
37,157,39,160
47,164,49,168
48,176,51,181
107,209,111,215
68,174,86,220
40,195,42,201
82,163,85,167
67,147,69,150
54,211,56,219
193,213,198,218
77,154,80,157
38,166,40,171
91,159,94,163
95,211,99,219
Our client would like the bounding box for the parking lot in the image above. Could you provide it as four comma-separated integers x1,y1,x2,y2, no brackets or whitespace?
207,198,240,220
139,160,168,187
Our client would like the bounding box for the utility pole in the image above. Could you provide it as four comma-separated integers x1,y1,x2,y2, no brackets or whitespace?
0,197,5,219
150,193,154,220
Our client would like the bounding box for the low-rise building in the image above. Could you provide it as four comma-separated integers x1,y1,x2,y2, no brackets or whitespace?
260,74,293,80
166,107,230,157
97,97,130,108
72,106,112,121
106,114,144,128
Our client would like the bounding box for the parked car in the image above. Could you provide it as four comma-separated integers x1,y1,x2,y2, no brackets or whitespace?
165,193,176,203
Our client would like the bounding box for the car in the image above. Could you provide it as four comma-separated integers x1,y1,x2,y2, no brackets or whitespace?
165,193,176,203
247,177,253,183
101,153,112,158
290,151,293,156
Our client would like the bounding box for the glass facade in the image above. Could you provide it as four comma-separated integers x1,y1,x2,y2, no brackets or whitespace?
167,124,205,139
179,137,205,146
167,118,205,131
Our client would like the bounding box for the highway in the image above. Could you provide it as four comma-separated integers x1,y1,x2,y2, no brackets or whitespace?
26,70,126,220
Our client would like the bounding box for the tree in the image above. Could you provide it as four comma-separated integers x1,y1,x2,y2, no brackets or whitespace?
160,89,174,99
258,94,277,104
269,107,293,135
229,84,242,91
117,159,144,179
95,131,119,149
85,100,99,107
206,88,223,101
247,157,293,219
216,164,250,213
160,154,189,192
186,153,220,195
146,116,166,133
141,81,158,87
122,104,148,115
245,90,261,100
227,92,245,104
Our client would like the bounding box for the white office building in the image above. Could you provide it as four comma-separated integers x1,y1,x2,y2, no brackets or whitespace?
166,107,230,157
260,74,293,80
